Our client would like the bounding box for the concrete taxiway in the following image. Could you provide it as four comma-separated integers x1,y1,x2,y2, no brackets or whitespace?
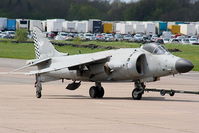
0,58,199,133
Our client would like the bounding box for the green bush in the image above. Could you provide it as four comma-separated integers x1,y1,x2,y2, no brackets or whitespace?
15,29,28,42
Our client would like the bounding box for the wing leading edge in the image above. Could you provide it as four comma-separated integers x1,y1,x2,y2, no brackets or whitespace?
26,55,111,75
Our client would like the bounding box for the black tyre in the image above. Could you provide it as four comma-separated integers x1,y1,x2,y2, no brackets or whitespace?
36,91,42,98
89,86,99,98
97,87,104,98
132,89,142,100
160,90,166,96
169,91,175,96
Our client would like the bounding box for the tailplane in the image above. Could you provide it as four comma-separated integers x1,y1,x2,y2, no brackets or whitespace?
32,27,67,59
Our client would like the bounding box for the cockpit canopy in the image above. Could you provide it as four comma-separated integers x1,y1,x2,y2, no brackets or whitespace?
141,43,169,55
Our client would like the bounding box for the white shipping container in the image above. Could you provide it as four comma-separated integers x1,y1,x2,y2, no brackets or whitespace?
0,18,7,30
41,21,47,32
115,23,122,33
180,24,196,36
195,25,199,35
120,23,133,34
144,23,156,35
29,20,42,31
62,21,77,32
16,19,29,29
76,21,88,33
47,19,65,32
133,24,145,34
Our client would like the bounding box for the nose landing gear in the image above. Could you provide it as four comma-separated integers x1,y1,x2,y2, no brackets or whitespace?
132,81,145,100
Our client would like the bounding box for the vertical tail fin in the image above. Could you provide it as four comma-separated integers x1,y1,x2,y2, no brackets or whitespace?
32,27,67,59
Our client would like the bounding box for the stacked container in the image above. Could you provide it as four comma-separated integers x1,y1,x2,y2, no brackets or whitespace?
47,19,65,32
120,23,133,34
62,21,77,32
156,22,168,35
16,19,29,29
6,19,16,31
88,19,102,33
168,25,181,34
133,23,145,34
29,20,42,31
0,18,8,31
180,24,196,36
76,21,88,33
144,23,156,35
103,23,113,33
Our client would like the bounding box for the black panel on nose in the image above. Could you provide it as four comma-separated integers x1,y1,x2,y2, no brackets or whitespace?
175,59,194,73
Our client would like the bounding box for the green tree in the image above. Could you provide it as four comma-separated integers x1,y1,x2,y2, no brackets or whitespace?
15,29,28,42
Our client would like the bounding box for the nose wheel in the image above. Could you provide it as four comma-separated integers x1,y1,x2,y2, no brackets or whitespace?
132,88,143,100
132,81,145,100
89,82,104,98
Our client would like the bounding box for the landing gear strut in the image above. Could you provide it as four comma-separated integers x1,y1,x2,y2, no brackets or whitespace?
35,74,42,98
132,81,145,100
89,82,104,98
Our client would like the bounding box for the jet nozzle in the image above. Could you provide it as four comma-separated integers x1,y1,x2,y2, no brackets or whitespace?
175,59,194,73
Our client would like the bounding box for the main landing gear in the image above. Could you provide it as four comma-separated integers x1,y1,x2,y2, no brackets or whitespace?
89,82,105,98
35,74,42,98
132,80,145,100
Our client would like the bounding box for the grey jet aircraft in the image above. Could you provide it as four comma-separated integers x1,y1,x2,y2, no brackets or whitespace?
20,27,195,100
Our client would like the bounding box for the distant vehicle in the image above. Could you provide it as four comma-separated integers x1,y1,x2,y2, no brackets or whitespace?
181,38,190,44
163,38,170,44
95,34,105,41
161,31,172,39
27,33,33,39
190,36,198,39
123,34,133,41
46,32,56,39
151,34,158,42
55,32,72,41
114,34,123,41
104,33,114,41
78,33,85,40
176,35,185,40
169,38,180,43
134,34,143,42
5,31,15,38
155,38,164,44
142,35,152,43
0,31,3,38
0,31,14,39
84,33,95,41
189,38,199,45
68,33,77,38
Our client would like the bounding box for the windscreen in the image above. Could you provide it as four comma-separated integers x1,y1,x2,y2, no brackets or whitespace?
142,43,169,55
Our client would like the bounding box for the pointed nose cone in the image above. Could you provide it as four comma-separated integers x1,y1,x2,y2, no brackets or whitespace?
175,59,194,73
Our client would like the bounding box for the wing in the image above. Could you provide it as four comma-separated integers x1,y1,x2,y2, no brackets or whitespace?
12,57,51,72
26,55,110,75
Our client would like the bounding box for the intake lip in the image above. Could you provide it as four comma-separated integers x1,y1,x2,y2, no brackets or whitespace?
175,59,194,73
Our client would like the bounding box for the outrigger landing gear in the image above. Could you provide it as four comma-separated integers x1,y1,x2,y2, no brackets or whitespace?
132,81,145,100
145,88,199,96
89,82,104,98
35,74,42,98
